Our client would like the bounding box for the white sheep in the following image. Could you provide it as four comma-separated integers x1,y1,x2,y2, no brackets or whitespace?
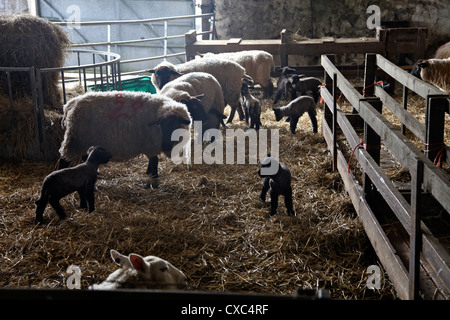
434,42,450,59
58,91,192,188
148,58,253,124
273,95,318,134
200,50,275,98
411,58,450,94
159,72,227,134
90,249,187,290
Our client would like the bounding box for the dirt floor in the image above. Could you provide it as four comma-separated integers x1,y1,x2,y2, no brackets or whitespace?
0,84,399,299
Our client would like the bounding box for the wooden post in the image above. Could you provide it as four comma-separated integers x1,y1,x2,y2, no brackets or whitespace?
409,158,423,300
323,55,335,129
332,73,338,172
280,29,288,67
362,98,382,195
401,86,408,135
424,96,447,166
363,53,377,98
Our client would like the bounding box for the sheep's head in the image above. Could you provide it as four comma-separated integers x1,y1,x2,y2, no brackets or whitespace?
147,64,182,90
276,66,297,76
148,113,191,153
180,94,208,123
410,59,428,79
129,254,187,289
85,146,112,165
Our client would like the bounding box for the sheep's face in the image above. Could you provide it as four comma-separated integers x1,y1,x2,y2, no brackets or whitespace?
149,66,181,89
155,114,191,153
86,146,112,165
129,254,187,289
411,59,427,79
258,156,280,177
181,95,208,123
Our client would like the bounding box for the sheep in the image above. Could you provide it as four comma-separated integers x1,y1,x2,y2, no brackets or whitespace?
200,50,275,98
410,58,450,94
434,42,450,59
258,155,295,217
291,75,323,103
90,249,187,290
273,66,297,104
241,81,261,130
148,58,253,124
158,72,227,134
58,91,192,188
273,95,318,134
35,146,112,224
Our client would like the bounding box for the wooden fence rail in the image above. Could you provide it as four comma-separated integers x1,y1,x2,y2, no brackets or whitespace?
320,54,449,300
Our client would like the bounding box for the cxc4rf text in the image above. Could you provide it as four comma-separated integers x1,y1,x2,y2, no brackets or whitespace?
181,304,269,317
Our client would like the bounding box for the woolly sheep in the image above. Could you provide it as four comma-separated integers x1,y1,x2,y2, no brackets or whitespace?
411,58,450,94
273,66,297,104
90,249,187,290
35,146,112,224
148,58,253,123
200,50,275,98
291,75,322,103
159,72,227,133
241,81,261,130
58,91,192,188
434,42,450,59
273,95,318,134
258,156,295,217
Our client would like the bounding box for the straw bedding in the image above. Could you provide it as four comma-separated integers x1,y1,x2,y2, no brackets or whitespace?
0,83,398,299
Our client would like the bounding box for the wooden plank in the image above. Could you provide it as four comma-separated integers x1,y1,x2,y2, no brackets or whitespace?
322,117,410,300
358,101,450,214
227,38,242,45
376,54,447,99
374,86,426,142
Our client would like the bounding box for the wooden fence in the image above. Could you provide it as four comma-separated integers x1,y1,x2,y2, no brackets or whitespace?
320,53,449,300
185,27,428,76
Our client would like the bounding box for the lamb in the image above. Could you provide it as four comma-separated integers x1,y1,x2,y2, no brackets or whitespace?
200,50,275,98
35,146,112,224
273,66,297,104
291,75,323,103
159,72,227,133
148,58,253,124
273,95,318,134
258,155,295,217
410,58,450,94
241,81,261,130
58,91,192,188
90,249,187,290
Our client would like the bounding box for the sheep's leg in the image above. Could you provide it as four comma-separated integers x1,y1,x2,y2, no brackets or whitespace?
244,105,250,124
85,186,95,213
289,117,299,134
48,196,67,220
308,108,318,133
259,177,270,203
147,156,159,188
284,190,295,216
78,189,87,209
236,101,245,121
269,189,279,216
35,193,49,224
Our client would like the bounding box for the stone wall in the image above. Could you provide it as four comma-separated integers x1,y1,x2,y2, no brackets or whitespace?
213,0,449,56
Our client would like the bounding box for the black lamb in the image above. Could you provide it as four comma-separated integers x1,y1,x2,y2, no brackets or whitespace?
35,146,112,224
291,75,322,103
258,156,295,216
273,66,297,104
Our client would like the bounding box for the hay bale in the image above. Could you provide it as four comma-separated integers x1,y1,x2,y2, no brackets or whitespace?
0,14,70,109
0,93,64,161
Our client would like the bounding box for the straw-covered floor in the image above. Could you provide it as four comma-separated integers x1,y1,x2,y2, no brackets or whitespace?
0,84,398,299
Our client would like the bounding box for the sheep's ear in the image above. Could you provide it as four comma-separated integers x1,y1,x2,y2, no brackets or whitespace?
110,249,127,266
147,69,155,74
129,254,147,273
418,60,429,68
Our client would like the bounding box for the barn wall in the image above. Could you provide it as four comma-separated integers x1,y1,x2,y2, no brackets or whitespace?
213,0,449,56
